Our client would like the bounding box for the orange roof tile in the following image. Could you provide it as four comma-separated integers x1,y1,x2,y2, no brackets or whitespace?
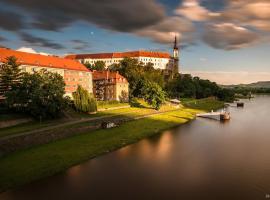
92,70,128,83
0,48,90,72
65,51,170,60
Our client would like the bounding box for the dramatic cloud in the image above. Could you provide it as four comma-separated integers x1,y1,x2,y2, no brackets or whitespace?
0,10,24,31
203,23,259,50
214,0,270,31
135,16,194,44
20,33,65,50
184,71,270,85
3,0,165,32
1,0,270,50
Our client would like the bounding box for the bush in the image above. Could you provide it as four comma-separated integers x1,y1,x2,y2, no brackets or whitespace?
72,85,97,113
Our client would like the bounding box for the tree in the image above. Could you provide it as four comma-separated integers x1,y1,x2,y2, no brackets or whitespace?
216,88,235,102
93,61,106,71
72,85,97,113
142,81,166,110
5,70,68,119
83,61,105,71
0,56,23,96
109,58,165,98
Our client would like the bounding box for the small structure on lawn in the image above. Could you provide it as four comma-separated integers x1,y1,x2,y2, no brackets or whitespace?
169,99,181,108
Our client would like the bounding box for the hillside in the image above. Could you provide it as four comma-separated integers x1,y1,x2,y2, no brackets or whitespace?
223,81,270,88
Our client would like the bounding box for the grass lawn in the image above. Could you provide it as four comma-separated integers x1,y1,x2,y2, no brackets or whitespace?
0,98,224,192
0,103,175,139
0,121,62,139
97,101,129,110
182,97,224,111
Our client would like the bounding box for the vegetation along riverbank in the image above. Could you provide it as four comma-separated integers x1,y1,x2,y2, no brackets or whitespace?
0,98,224,192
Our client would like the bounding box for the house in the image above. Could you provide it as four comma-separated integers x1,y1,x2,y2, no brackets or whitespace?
92,70,129,102
0,47,93,97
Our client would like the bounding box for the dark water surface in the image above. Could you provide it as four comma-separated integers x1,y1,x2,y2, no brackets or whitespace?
1,96,270,200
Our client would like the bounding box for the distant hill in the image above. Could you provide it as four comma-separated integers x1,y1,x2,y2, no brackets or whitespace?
222,81,270,88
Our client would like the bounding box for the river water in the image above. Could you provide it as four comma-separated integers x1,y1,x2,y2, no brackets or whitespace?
1,95,270,200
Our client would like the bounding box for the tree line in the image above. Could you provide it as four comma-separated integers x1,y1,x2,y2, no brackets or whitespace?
87,58,235,109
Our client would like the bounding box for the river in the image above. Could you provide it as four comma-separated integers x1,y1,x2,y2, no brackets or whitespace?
1,95,270,200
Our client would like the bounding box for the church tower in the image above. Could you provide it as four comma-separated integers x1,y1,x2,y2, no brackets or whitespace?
173,35,179,74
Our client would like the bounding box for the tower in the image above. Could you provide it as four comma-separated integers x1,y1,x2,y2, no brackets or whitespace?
172,35,179,74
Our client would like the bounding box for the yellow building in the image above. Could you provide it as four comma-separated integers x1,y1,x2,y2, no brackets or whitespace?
92,70,129,102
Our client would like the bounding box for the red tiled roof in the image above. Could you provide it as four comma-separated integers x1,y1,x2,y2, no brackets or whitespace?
92,70,128,83
65,51,170,60
0,48,90,72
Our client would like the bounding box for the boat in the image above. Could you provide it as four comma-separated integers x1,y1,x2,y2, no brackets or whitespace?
237,102,244,107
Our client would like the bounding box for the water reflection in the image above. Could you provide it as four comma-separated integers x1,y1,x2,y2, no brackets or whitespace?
1,96,270,200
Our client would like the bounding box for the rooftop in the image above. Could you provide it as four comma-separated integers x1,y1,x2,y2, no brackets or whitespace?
0,48,90,72
92,70,128,83
65,51,171,60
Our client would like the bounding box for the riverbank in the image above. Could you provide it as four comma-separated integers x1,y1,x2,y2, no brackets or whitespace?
0,98,224,192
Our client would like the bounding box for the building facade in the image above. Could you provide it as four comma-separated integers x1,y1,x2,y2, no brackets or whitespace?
0,48,93,97
92,71,129,102
66,51,172,70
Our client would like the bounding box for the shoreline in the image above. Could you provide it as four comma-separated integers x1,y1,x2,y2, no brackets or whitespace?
0,99,224,193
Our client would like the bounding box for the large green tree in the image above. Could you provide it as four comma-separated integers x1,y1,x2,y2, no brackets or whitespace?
0,56,23,96
142,81,166,110
6,70,68,119
72,85,97,113
109,58,165,98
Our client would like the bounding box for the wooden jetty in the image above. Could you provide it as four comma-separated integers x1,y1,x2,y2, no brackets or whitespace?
196,110,230,121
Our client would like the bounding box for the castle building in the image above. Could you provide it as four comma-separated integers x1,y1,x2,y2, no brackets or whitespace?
65,51,172,70
0,48,93,97
92,70,129,102
65,37,180,72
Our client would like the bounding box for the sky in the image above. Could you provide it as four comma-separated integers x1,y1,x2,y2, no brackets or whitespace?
0,0,270,84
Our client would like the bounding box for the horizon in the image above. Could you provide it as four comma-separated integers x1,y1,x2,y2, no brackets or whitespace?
0,0,270,84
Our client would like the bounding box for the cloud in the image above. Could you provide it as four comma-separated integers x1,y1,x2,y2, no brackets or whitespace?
1,0,270,51
17,47,50,55
203,23,259,50
4,0,165,32
71,39,90,50
214,0,270,31
20,32,65,50
134,16,194,44
175,0,211,21
0,10,24,31
0,36,7,42
184,70,270,85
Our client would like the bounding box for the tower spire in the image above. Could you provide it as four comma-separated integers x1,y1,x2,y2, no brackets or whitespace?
174,34,178,50
172,34,179,74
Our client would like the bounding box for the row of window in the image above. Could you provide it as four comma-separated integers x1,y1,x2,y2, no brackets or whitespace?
84,58,167,65
65,78,85,82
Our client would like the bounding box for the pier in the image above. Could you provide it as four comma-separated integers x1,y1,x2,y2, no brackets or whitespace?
196,110,230,121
